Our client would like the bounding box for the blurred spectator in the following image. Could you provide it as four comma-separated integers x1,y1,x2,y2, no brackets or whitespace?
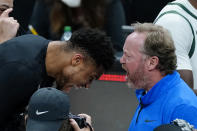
121,0,173,24
0,0,19,43
11,0,35,32
29,0,126,51
155,0,197,94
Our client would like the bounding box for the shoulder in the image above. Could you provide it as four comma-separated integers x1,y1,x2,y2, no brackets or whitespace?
171,104,197,127
155,0,193,26
0,34,50,53
0,35,50,63
161,84,197,120
0,34,49,47
155,11,191,31
13,34,49,44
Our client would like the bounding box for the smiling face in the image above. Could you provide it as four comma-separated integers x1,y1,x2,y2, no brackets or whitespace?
120,32,148,89
0,0,13,15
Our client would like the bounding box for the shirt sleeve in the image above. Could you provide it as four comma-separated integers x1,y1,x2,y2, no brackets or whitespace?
171,104,197,128
0,62,38,126
155,13,193,70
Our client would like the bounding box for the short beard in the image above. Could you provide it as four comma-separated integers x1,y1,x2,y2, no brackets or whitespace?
127,76,147,90
56,75,70,90
127,63,148,90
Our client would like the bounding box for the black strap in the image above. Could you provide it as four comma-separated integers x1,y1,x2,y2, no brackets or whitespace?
154,3,196,58
86,123,94,131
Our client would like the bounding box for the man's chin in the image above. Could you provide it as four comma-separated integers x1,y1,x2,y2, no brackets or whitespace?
126,78,136,89
127,82,134,88
61,85,80,93
54,83,70,93
62,87,72,93
61,84,89,93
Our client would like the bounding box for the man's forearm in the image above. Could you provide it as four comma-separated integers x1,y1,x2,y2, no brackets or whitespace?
193,89,197,95
177,70,194,89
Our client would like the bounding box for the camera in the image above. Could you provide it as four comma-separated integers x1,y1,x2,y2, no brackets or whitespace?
172,119,195,131
68,113,87,129
154,119,195,131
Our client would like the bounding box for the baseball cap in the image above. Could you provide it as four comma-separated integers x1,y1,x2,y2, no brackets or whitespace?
154,124,182,131
26,87,70,131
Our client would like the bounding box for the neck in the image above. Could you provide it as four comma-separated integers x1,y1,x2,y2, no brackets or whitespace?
145,70,164,91
45,41,67,77
189,0,197,9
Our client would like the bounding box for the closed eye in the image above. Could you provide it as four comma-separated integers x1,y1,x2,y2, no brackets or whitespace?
0,8,6,12
0,8,6,14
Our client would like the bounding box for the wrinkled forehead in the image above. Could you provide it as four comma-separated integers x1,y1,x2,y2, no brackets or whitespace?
123,32,146,51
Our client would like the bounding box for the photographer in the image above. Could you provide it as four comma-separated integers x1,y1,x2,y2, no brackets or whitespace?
26,87,94,131
69,114,93,131
59,114,93,131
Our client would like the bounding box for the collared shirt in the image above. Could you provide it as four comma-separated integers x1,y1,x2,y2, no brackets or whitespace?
129,71,197,131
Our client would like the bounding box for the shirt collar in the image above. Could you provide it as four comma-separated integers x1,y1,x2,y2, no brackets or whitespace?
135,71,180,106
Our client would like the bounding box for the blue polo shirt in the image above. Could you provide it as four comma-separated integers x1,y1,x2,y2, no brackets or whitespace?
129,71,197,131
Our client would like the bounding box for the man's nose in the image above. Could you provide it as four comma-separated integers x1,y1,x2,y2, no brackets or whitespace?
120,56,125,64
85,84,90,88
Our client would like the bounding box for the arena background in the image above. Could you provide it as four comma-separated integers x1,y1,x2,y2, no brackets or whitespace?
68,56,139,131
68,80,138,131
11,0,173,130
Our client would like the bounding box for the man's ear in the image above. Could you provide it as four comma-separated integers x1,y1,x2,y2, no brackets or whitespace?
71,54,84,66
146,56,159,71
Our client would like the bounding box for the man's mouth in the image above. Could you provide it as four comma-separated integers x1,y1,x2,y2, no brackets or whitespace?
75,84,88,89
63,87,72,93
63,84,88,93
122,66,129,81
125,72,129,81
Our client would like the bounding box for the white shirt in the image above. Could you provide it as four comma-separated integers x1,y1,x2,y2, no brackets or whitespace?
155,0,197,89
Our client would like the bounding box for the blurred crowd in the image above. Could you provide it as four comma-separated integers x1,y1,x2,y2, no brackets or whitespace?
11,0,173,51
1,0,197,131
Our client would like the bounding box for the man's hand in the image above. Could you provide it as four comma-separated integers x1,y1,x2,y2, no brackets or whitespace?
0,8,19,43
70,114,94,131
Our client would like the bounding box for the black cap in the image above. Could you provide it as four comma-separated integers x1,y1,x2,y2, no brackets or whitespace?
26,87,70,131
154,124,182,131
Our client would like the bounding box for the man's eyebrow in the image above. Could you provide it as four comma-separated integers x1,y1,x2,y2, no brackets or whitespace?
0,4,12,8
